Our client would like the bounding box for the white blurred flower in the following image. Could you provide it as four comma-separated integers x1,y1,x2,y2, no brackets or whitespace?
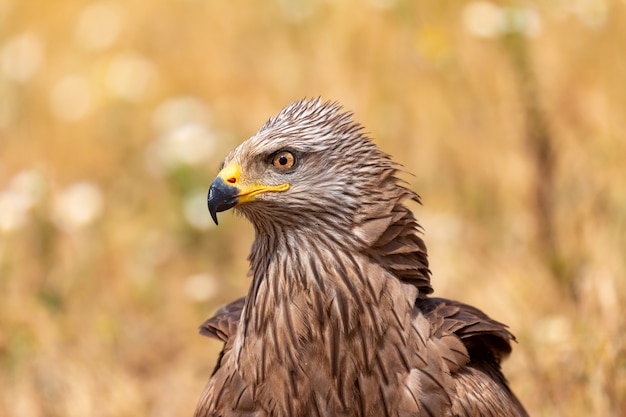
146,97,217,175
463,2,505,38
52,182,104,232
182,190,214,230
1,32,44,82
183,273,218,302
463,2,541,38
9,169,46,210
162,124,215,167
75,1,125,50
104,53,156,101
0,169,47,234
505,7,542,38
49,75,93,122
0,191,29,233
146,124,216,175
152,96,212,134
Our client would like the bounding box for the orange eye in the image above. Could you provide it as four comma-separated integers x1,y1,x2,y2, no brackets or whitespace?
272,151,296,170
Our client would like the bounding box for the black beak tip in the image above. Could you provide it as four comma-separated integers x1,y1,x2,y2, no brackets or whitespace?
208,200,219,225
207,177,239,226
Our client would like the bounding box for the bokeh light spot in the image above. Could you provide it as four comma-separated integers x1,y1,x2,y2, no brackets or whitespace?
1,32,44,82
183,273,218,302
52,182,104,232
104,53,156,102
75,1,125,50
49,76,93,122
182,190,215,231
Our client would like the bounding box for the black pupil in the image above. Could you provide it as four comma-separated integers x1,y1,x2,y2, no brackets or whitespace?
279,155,288,165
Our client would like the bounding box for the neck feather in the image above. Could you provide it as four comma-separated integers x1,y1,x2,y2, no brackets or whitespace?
230,174,431,415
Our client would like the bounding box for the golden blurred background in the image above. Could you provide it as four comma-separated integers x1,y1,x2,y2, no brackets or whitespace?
1,0,624,415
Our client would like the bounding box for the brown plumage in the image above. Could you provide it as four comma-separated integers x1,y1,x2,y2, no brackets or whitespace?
197,99,528,417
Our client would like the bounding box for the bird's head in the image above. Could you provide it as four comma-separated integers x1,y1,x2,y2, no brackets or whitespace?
208,98,430,292
207,99,405,237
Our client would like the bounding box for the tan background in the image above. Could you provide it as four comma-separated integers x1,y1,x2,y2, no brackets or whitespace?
0,0,624,416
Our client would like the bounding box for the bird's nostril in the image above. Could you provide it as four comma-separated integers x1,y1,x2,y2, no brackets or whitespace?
227,177,236,184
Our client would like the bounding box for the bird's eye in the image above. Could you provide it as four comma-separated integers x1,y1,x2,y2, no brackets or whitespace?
271,151,296,170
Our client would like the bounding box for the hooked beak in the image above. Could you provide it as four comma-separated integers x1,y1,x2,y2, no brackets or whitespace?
207,163,290,225
207,176,239,225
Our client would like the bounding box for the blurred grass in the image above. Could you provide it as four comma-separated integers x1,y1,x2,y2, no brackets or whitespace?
1,0,625,416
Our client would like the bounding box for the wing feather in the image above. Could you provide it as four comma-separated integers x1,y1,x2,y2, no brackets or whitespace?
199,297,245,342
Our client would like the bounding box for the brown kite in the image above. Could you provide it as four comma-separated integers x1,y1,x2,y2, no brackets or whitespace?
196,99,528,417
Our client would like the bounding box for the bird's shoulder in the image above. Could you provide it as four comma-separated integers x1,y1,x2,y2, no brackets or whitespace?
196,297,261,417
199,297,245,342
416,296,515,362
415,297,528,417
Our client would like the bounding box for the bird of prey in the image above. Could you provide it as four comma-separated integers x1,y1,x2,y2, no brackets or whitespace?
197,99,528,417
